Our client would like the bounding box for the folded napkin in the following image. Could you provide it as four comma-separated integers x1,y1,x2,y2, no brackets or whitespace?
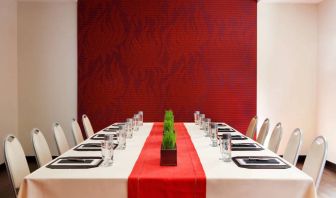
232,143,256,148
82,143,100,148
58,158,94,164
103,128,119,132
218,128,235,132
243,158,280,164
231,136,248,140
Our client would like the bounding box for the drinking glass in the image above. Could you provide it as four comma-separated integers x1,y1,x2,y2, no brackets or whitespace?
126,118,133,138
210,122,218,147
204,118,211,137
117,124,126,149
219,133,231,162
138,111,143,126
194,111,200,125
199,114,205,130
133,114,139,131
101,134,114,166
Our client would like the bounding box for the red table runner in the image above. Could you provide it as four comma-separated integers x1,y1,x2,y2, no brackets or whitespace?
128,122,206,198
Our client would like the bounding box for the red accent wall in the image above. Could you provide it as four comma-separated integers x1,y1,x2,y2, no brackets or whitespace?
78,0,257,132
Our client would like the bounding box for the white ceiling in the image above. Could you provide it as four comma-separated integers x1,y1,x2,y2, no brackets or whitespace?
259,0,323,3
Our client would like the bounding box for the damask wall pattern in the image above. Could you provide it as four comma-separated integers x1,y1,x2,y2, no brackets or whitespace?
78,0,257,132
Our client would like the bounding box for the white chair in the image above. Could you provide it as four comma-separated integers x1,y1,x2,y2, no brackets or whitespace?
4,135,30,196
256,118,270,145
82,114,94,138
53,122,70,155
268,122,282,153
31,128,53,167
72,118,85,144
302,136,327,189
246,116,258,139
283,128,303,166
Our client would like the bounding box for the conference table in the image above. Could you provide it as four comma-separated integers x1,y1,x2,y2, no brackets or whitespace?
18,122,316,198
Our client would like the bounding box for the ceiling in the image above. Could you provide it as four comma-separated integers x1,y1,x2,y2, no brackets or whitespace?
259,0,323,3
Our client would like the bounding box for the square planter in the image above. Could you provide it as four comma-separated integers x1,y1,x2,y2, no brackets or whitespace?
160,144,177,166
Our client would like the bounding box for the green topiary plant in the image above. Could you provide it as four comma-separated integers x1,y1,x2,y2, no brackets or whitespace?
162,110,176,149
162,130,176,149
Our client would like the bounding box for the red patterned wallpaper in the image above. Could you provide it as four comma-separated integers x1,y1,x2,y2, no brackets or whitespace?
78,0,257,132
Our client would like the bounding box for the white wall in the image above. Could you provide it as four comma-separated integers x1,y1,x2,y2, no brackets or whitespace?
0,0,18,164
317,0,336,163
18,1,77,156
257,3,317,155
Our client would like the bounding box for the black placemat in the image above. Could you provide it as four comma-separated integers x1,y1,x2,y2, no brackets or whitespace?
90,134,118,140
218,128,235,132
232,143,264,151
74,143,118,151
232,156,291,169
218,135,248,140
112,122,125,126
103,127,119,132
46,156,103,169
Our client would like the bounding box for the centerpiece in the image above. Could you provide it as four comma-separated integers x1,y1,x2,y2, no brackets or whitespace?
160,110,177,166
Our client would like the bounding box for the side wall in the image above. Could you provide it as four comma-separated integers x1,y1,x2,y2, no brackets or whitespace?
18,2,77,156
257,3,317,154
317,0,336,163
0,0,18,163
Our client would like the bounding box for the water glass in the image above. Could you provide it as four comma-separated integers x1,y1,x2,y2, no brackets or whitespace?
210,122,218,147
101,134,114,166
199,114,205,129
117,125,127,149
138,111,143,126
204,118,211,137
126,118,133,138
219,134,231,162
133,114,139,131
194,111,200,125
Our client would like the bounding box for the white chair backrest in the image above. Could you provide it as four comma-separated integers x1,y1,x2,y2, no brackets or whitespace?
82,114,94,138
283,128,303,166
72,118,85,144
53,122,70,155
4,135,30,195
268,122,282,153
302,136,327,189
246,116,258,139
31,128,52,167
256,118,270,145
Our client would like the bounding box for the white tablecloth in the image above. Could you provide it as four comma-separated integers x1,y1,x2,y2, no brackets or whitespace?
18,123,154,198
18,122,316,198
184,123,316,198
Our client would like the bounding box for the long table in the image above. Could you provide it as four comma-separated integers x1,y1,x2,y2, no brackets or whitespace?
18,122,316,198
